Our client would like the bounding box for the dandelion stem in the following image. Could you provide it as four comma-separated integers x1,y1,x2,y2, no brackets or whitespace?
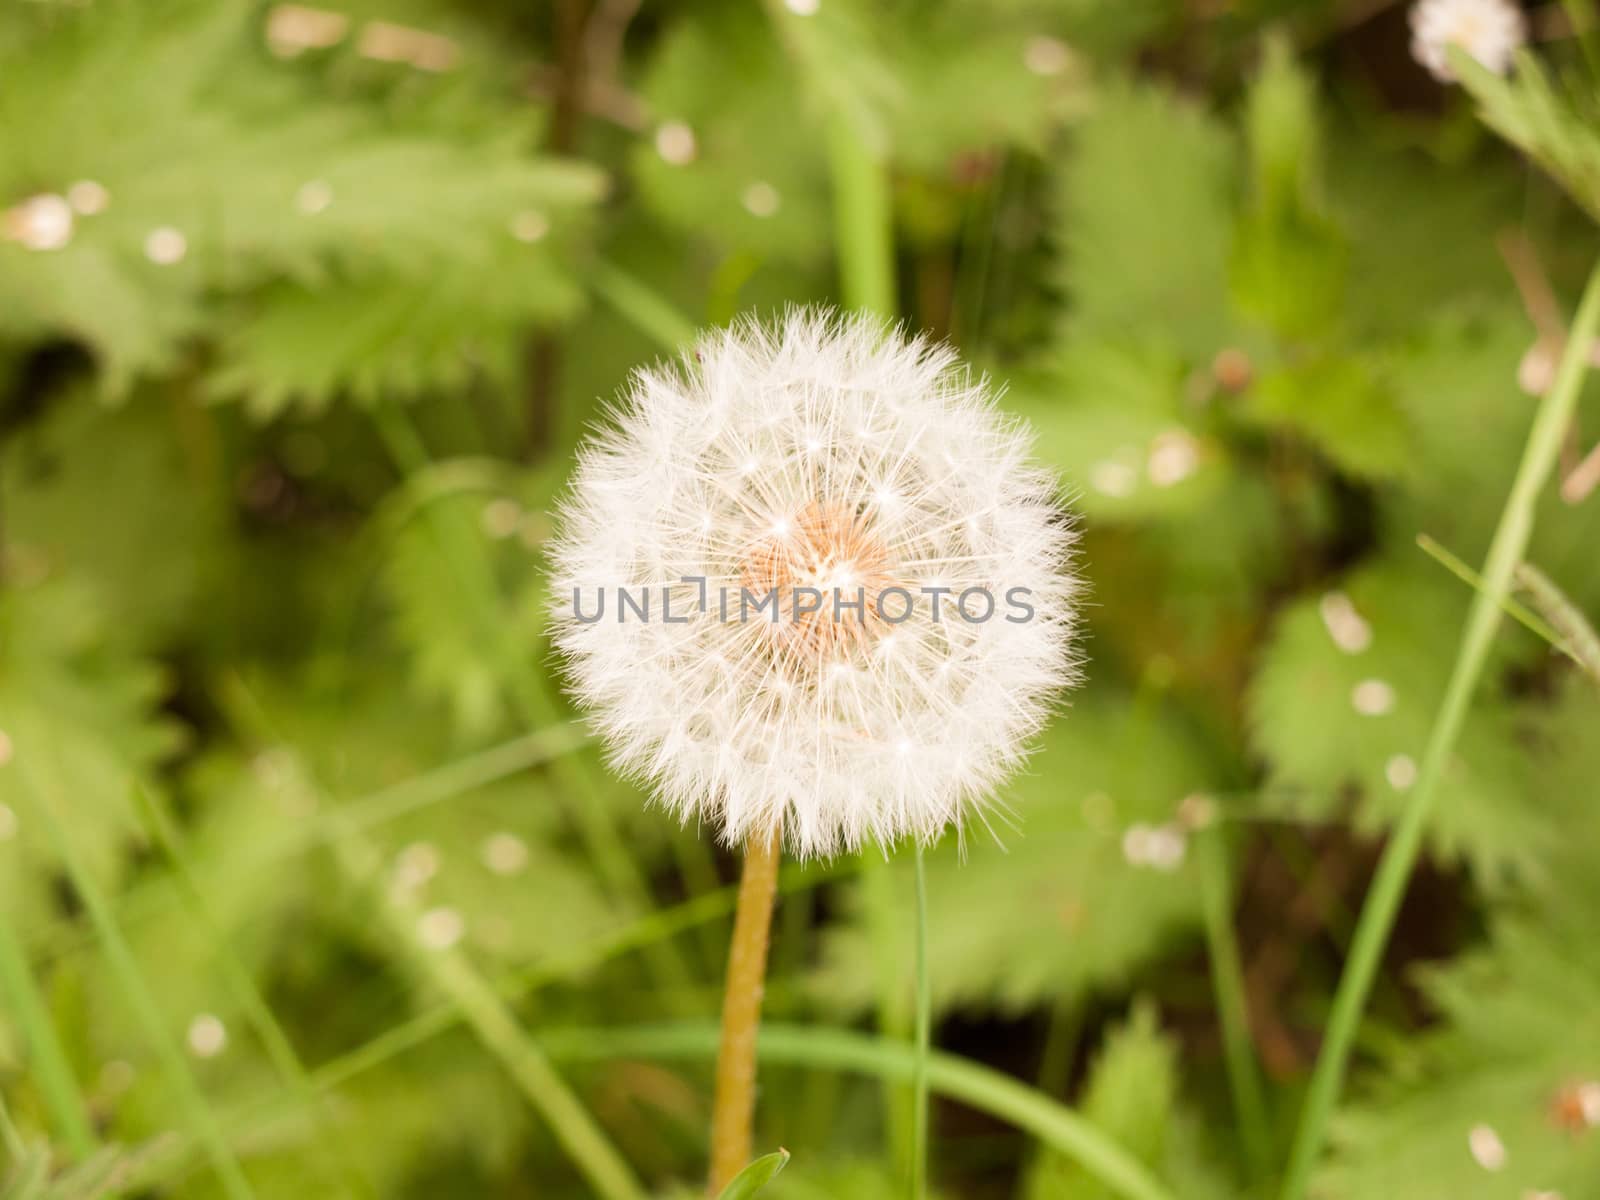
910,844,931,1200
1279,254,1600,1200
708,826,783,1193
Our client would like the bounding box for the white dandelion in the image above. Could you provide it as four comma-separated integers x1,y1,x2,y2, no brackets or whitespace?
549,307,1079,862
1409,0,1526,82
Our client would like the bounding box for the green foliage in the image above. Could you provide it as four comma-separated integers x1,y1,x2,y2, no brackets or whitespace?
3,2,1600,1197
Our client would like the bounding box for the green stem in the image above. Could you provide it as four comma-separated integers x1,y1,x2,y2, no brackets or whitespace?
544,1023,1178,1200
826,112,896,317
1198,830,1272,1183
0,1090,25,1163
1278,256,1600,1200
911,845,931,1200
18,756,255,1199
0,922,93,1159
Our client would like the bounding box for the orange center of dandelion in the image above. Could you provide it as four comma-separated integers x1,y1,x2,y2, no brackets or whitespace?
740,500,899,661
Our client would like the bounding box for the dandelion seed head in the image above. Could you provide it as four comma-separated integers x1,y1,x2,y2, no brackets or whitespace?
1410,0,1525,82
550,308,1079,859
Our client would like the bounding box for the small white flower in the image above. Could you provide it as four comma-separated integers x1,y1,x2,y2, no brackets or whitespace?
550,308,1079,859
1409,0,1526,82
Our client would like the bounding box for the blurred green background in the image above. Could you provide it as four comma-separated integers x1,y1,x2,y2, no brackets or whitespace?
2,0,1600,1197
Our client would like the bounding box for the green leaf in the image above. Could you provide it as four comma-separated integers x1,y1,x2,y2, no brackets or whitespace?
716,1149,792,1199
1026,1002,1235,1200
1247,557,1573,884
1456,49,1600,225
815,693,1212,1015
1244,354,1411,480
1054,81,1238,355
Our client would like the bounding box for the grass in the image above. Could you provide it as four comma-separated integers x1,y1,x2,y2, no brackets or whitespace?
1278,254,1600,1200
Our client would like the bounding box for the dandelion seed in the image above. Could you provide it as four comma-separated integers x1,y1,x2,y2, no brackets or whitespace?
392,842,440,891
1090,459,1137,498
295,179,332,214
1468,1123,1507,1170
655,121,697,166
1386,753,1418,790
481,831,529,876
144,226,187,265
741,181,781,218
1352,678,1396,716
186,1014,227,1059
265,4,349,56
6,194,73,251
0,803,15,842
1145,824,1187,871
66,180,109,215
417,906,465,950
481,498,523,539
1409,0,1526,82
510,209,550,243
549,308,1078,859
1147,428,1200,488
1022,35,1071,77
1319,591,1372,654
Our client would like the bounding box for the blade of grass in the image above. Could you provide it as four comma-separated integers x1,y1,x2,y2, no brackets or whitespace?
368,404,695,1001
0,921,94,1161
1279,256,1600,1200
590,258,697,351
220,685,647,1200
543,1023,1179,1200
133,785,371,1199
826,110,896,318
30,725,590,966
1414,534,1576,659
1197,830,1272,1183
17,752,255,1200
1514,561,1600,682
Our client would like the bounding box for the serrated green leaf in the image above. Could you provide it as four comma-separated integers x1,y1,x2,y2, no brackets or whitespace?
1055,81,1238,355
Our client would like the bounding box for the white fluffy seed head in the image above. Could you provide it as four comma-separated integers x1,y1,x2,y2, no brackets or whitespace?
549,308,1080,860
1409,0,1526,82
